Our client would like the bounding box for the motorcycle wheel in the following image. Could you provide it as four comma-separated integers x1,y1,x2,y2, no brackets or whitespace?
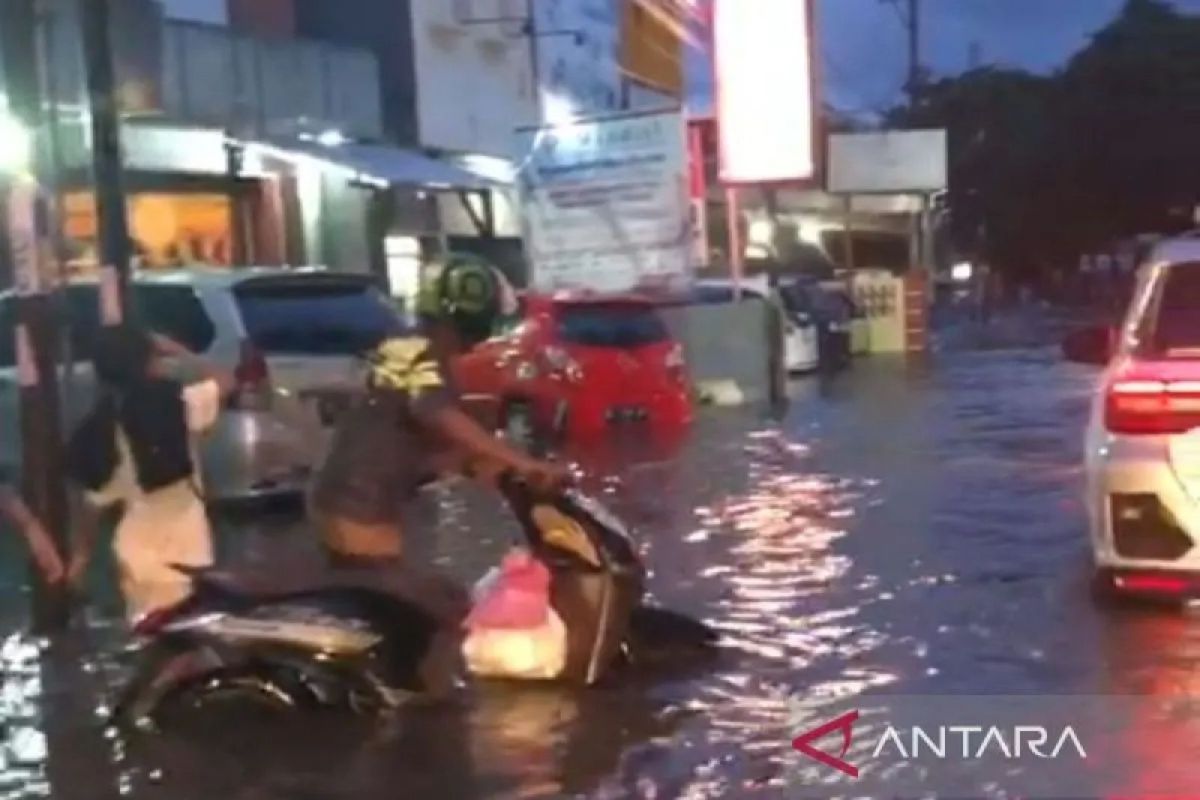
174,668,315,714
116,645,320,731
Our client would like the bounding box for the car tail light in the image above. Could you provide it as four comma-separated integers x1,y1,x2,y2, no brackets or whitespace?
1111,571,1192,596
1105,376,1200,435
543,346,582,383
665,344,686,384
229,340,273,411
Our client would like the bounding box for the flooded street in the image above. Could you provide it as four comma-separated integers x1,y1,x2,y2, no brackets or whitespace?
3,327,1200,798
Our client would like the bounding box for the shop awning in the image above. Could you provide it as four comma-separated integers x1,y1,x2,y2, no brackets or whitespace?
246,138,509,192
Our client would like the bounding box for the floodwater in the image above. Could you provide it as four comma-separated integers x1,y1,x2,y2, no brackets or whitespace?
1,318,1199,798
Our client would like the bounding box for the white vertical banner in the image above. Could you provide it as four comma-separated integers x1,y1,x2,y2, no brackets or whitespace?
99,265,123,325
714,0,817,184
6,172,57,296
7,173,42,295
14,323,37,388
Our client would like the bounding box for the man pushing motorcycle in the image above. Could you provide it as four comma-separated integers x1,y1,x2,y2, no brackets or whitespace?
308,254,569,593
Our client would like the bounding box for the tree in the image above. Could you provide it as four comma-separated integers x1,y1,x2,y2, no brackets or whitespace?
889,0,1200,280
1048,0,1200,250
892,67,1055,279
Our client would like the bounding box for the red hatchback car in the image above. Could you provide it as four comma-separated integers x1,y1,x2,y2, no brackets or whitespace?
454,293,693,445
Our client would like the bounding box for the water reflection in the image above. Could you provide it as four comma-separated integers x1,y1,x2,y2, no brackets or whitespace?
8,343,1200,797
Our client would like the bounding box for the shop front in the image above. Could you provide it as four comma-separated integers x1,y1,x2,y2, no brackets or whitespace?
56,124,258,276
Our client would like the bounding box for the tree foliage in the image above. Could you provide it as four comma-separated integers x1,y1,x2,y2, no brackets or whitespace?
892,0,1200,278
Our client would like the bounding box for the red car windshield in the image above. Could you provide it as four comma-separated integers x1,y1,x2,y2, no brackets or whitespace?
555,304,670,349
1145,262,1200,358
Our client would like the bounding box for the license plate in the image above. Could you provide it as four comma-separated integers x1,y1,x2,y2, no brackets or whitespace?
607,406,648,423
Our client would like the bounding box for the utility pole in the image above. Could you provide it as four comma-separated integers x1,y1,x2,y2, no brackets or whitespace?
80,0,133,294
880,0,922,103
906,0,921,102
0,0,70,633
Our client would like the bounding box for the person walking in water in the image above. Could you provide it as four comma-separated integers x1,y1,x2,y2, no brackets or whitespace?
65,325,234,624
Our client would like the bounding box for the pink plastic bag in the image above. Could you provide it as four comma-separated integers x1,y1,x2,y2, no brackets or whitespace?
465,549,552,631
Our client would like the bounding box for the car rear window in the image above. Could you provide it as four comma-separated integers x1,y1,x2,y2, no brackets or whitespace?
556,303,670,348
235,277,406,355
133,286,216,353
1150,262,1200,356
55,285,216,363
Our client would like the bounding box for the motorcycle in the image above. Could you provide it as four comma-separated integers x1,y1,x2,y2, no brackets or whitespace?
114,473,718,729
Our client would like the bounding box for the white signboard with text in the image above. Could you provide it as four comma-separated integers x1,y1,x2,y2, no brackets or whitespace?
517,109,693,294
828,130,948,194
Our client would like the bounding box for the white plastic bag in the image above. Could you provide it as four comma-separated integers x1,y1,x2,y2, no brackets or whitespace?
462,609,567,680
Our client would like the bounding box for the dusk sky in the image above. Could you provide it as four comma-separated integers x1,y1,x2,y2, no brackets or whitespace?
689,0,1200,116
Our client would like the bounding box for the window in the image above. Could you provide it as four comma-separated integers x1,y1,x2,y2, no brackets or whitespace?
1148,262,1200,356
132,286,217,353
555,304,670,348
235,277,408,356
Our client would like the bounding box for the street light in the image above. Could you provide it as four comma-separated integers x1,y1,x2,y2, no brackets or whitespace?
0,112,31,173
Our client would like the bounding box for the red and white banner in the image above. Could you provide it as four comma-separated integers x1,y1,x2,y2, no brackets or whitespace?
713,0,817,185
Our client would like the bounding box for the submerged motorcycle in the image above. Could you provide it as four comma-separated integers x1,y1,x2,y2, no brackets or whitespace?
115,474,718,728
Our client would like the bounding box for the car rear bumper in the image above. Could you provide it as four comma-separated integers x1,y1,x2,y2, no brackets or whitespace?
1087,434,1200,575
549,389,693,438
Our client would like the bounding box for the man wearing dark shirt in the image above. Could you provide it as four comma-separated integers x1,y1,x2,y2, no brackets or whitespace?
309,257,567,565
307,259,568,696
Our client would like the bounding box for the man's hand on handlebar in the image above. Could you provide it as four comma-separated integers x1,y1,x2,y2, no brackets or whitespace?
516,458,573,494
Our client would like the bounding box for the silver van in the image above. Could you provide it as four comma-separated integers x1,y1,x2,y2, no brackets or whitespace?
0,268,409,502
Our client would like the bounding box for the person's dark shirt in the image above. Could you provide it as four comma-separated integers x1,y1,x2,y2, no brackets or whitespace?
309,337,459,525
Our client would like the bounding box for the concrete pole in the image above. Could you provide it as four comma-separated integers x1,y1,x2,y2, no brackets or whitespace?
79,0,132,291
907,0,921,102
0,0,70,634
726,185,742,299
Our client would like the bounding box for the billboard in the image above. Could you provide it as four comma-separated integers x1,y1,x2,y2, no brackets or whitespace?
713,0,816,184
619,0,689,97
517,109,693,295
828,131,948,194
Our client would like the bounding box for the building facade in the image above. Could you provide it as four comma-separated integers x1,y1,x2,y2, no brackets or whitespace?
33,0,387,277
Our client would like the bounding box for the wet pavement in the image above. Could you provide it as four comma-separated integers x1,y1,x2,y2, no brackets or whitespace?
1,315,1198,798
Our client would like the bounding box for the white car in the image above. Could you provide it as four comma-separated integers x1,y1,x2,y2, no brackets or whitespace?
0,268,409,502
692,278,820,374
1066,235,1200,599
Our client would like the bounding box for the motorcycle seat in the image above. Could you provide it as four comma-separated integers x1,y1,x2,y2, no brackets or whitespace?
175,561,469,626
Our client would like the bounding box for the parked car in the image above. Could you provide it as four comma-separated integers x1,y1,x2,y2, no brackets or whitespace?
0,268,409,502
690,278,820,374
1063,235,1200,600
454,293,692,447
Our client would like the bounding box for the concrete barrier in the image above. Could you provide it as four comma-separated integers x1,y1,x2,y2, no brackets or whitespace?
660,300,784,407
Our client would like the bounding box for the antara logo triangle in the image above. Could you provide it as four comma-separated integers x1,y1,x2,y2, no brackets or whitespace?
792,710,860,778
